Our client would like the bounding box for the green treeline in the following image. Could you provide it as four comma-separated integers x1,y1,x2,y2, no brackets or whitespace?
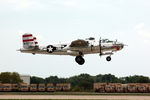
31,73,150,91
0,72,23,84
0,72,150,91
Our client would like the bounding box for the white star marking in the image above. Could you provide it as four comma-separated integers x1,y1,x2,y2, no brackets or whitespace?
48,47,53,52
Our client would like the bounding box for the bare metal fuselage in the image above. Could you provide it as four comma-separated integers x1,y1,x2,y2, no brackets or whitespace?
20,45,119,56
20,33,125,65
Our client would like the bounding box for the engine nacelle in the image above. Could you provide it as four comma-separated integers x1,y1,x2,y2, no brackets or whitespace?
67,50,80,56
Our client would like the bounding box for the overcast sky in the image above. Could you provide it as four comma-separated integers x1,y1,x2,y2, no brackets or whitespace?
0,0,150,78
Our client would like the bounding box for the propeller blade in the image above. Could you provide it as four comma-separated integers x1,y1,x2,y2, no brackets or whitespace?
99,37,102,56
115,39,117,44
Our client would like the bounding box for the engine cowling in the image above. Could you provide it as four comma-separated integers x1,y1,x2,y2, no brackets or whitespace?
67,50,80,56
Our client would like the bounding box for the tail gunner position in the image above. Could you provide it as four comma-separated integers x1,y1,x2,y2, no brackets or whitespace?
19,33,125,65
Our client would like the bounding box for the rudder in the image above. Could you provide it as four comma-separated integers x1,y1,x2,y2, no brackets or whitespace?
22,33,38,49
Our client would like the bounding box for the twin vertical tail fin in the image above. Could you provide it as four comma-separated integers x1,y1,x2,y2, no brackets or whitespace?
22,33,38,49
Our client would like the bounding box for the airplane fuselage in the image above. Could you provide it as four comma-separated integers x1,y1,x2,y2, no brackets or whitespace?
19,33,125,65
20,43,123,56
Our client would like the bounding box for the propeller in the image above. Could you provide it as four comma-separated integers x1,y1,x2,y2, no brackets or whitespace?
114,39,117,44
99,37,102,56
122,44,128,48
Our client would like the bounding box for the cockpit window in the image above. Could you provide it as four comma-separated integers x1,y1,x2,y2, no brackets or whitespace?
107,40,113,43
102,39,113,43
70,39,89,47
86,37,95,40
89,37,95,40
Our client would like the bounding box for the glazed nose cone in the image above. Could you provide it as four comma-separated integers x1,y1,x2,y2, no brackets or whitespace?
115,42,124,49
115,42,124,50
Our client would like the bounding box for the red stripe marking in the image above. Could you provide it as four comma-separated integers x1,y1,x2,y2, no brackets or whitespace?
22,34,33,37
33,37,36,40
23,39,34,42
112,46,117,48
35,42,38,44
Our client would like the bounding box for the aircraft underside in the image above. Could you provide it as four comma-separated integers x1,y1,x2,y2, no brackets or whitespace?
20,46,116,65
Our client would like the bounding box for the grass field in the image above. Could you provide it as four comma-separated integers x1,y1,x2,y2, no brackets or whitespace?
0,92,150,96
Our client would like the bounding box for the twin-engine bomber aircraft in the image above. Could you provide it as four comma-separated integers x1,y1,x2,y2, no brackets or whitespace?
19,33,125,65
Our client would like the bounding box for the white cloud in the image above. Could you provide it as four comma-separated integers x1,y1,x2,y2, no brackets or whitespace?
134,23,144,30
15,0,35,9
135,23,150,39
0,0,41,10
63,1,76,6
51,0,77,7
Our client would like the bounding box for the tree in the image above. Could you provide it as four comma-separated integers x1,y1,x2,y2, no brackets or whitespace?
67,73,94,91
30,76,44,84
0,72,11,83
95,74,122,83
0,72,22,84
11,72,23,83
45,76,59,86
124,75,150,83
78,81,93,91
